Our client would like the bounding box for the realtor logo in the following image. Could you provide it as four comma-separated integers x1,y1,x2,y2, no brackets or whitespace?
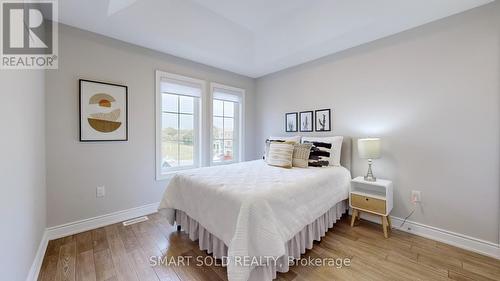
1,0,58,69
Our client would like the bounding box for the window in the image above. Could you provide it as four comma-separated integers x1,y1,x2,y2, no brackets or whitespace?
155,72,245,179
156,71,204,178
211,83,245,165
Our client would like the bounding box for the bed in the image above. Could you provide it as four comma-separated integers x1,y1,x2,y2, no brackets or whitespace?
158,137,352,281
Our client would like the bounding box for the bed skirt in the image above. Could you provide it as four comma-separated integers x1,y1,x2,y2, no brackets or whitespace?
174,199,348,281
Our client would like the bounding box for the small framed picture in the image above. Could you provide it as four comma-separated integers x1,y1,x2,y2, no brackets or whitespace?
299,111,313,132
285,112,298,132
315,109,331,131
79,79,128,141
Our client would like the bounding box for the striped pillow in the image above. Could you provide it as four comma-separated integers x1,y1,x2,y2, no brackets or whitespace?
264,139,297,161
267,142,294,168
264,139,285,160
292,143,313,168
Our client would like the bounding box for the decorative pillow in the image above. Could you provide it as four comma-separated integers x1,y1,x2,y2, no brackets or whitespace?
264,139,284,160
292,143,313,168
302,136,343,166
264,137,299,160
267,142,294,168
303,141,331,167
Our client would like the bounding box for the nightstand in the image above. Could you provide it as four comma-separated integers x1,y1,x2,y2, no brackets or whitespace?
349,176,393,238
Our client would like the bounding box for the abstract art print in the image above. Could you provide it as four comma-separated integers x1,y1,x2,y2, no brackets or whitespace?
285,112,298,132
299,111,313,132
79,79,128,141
315,109,331,131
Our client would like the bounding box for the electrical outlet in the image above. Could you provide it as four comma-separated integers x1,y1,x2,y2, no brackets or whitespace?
411,190,421,203
96,186,106,198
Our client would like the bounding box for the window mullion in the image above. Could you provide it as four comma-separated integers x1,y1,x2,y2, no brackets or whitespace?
222,102,225,150
177,96,180,167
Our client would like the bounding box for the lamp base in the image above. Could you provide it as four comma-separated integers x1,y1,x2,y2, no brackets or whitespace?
364,159,377,182
364,175,377,182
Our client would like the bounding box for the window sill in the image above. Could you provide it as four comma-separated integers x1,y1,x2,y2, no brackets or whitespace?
211,160,238,166
156,160,240,181
156,165,197,181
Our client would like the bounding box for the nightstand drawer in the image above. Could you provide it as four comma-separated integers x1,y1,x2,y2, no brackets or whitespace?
351,194,386,214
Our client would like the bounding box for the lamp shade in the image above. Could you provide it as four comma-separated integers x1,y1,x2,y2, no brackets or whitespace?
358,138,381,159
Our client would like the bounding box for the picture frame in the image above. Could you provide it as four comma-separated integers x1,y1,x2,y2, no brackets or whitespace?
79,79,128,142
285,112,298,132
299,111,314,132
315,109,331,131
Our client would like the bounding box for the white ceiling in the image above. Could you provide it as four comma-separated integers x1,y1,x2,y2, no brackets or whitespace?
59,0,492,78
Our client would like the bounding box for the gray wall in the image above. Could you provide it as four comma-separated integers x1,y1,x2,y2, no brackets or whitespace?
46,25,256,227
256,3,500,243
0,70,46,280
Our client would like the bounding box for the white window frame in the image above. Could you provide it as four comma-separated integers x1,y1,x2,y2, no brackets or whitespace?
155,70,206,180
210,82,245,165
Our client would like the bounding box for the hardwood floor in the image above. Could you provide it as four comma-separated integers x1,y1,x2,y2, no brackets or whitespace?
38,213,500,281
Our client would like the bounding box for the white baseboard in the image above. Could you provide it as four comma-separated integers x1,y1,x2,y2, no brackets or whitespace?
358,212,500,259
25,231,49,281
46,202,160,240
27,202,160,281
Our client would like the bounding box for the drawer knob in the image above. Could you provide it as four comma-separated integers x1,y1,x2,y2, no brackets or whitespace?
365,198,369,201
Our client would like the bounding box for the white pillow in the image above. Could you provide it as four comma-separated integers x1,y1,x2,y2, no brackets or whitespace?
302,136,343,166
269,135,301,143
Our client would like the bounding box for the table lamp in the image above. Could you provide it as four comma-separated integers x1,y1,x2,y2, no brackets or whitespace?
358,138,381,182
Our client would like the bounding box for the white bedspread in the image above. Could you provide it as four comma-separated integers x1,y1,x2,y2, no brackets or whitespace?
158,160,351,281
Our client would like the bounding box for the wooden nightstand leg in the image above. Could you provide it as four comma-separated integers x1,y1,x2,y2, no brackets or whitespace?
350,209,358,227
387,216,392,230
382,216,389,238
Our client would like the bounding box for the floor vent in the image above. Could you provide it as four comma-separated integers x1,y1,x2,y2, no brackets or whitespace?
122,216,149,226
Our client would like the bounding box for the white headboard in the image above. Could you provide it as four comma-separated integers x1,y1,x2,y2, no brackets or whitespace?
340,136,352,172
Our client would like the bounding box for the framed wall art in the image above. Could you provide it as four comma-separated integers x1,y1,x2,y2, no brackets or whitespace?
299,111,313,132
285,112,298,132
315,109,331,132
79,79,128,141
